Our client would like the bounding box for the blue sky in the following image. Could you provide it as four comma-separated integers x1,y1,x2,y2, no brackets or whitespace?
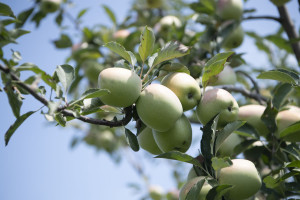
0,0,299,200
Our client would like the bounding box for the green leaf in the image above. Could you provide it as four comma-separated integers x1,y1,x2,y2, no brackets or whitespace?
189,0,215,15
263,176,279,189
155,151,203,167
206,184,233,200
186,178,205,200
48,101,61,115
102,5,116,26
103,42,136,67
285,160,300,168
81,98,104,115
202,52,234,88
69,88,110,106
279,121,300,141
77,8,88,19
6,82,23,118
161,63,190,75
201,114,219,163
261,101,278,134
55,64,75,94
125,128,139,152
265,35,293,54
17,63,56,89
4,111,35,146
53,34,72,48
54,113,66,127
15,8,34,28
257,70,298,85
55,11,63,26
215,120,246,154
0,3,15,18
277,171,300,183
138,26,155,62
211,157,232,171
235,123,260,139
152,41,190,67
233,139,257,155
272,83,292,110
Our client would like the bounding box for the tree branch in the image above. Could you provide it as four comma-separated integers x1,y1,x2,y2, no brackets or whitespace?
221,85,268,103
243,15,282,23
277,5,300,65
0,64,133,127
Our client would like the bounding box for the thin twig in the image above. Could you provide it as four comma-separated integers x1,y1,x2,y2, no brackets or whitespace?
0,64,133,127
243,15,282,23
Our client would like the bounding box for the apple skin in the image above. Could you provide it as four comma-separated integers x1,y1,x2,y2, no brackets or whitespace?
161,72,202,111
136,84,183,132
217,0,243,20
40,0,61,13
238,104,269,137
149,185,164,200
217,159,262,200
270,0,291,6
196,88,239,129
217,132,243,157
137,127,163,155
179,177,213,200
147,0,163,8
275,109,300,141
98,67,142,107
159,15,182,28
153,114,192,153
209,66,237,86
223,25,244,49
187,166,205,181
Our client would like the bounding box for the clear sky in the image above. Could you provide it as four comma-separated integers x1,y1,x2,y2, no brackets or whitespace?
0,0,299,200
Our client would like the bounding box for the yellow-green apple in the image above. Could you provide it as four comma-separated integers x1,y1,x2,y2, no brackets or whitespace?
275,109,300,141
82,60,104,83
147,0,163,8
196,88,239,129
238,104,269,137
40,0,61,13
223,25,244,49
270,0,291,6
217,132,243,157
217,159,262,200
149,185,164,200
179,176,213,200
209,66,237,86
161,72,202,111
98,67,142,107
136,84,183,131
153,114,192,153
137,127,163,155
216,0,243,20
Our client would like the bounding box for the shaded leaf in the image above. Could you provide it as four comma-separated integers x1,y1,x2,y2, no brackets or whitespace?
102,5,116,26
55,64,74,94
279,121,300,141
257,70,298,85
161,63,190,74
138,26,155,62
235,123,260,139
155,151,203,167
53,34,72,48
0,3,15,18
15,8,34,28
211,157,232,171
55,113,66,127
69,88,110,106
77,8,88,19
206,184,233,200
186,178,205,200
189,0,215,15
125,128,139,152
261,101,278,134
6,83,23,118
272,83,292,110
4,111,35,146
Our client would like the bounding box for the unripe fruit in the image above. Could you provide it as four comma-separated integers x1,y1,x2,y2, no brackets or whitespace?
223,25,244,49
153,114,192,153
238,104,269,137
149,185,164,200
187,166,205,181
136,84,183,132
196,88,239,129
270,0,291,6
209,66,237,86
98,67,142,107
147,0,163,8
217,132,243,157
137,127,163,155
179,177,213,200
275,109,300,141
40,0,61,13
217,0,243,20
218,159,262,200
161,72,202,111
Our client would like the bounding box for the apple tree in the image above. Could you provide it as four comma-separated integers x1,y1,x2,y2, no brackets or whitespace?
0,0,300,199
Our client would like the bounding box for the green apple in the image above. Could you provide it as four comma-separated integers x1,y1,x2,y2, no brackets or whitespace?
270,0,291,6
196,88,239,129
217,159,262,200
153,114,192,153
166,190,179,200
149,185,164,200
137,127,163,155
147,0,163,8
40,0,61,13
217,132,243,157
179,176,213,200
209,66,237,86
82,60,104,83
238,104,269,137
161,72,202,111
275,109,300,141
98,67,142,107
136,84,183,132
223,25,244,49
216,0,243,20
187,166,205,181
156,15,182,33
